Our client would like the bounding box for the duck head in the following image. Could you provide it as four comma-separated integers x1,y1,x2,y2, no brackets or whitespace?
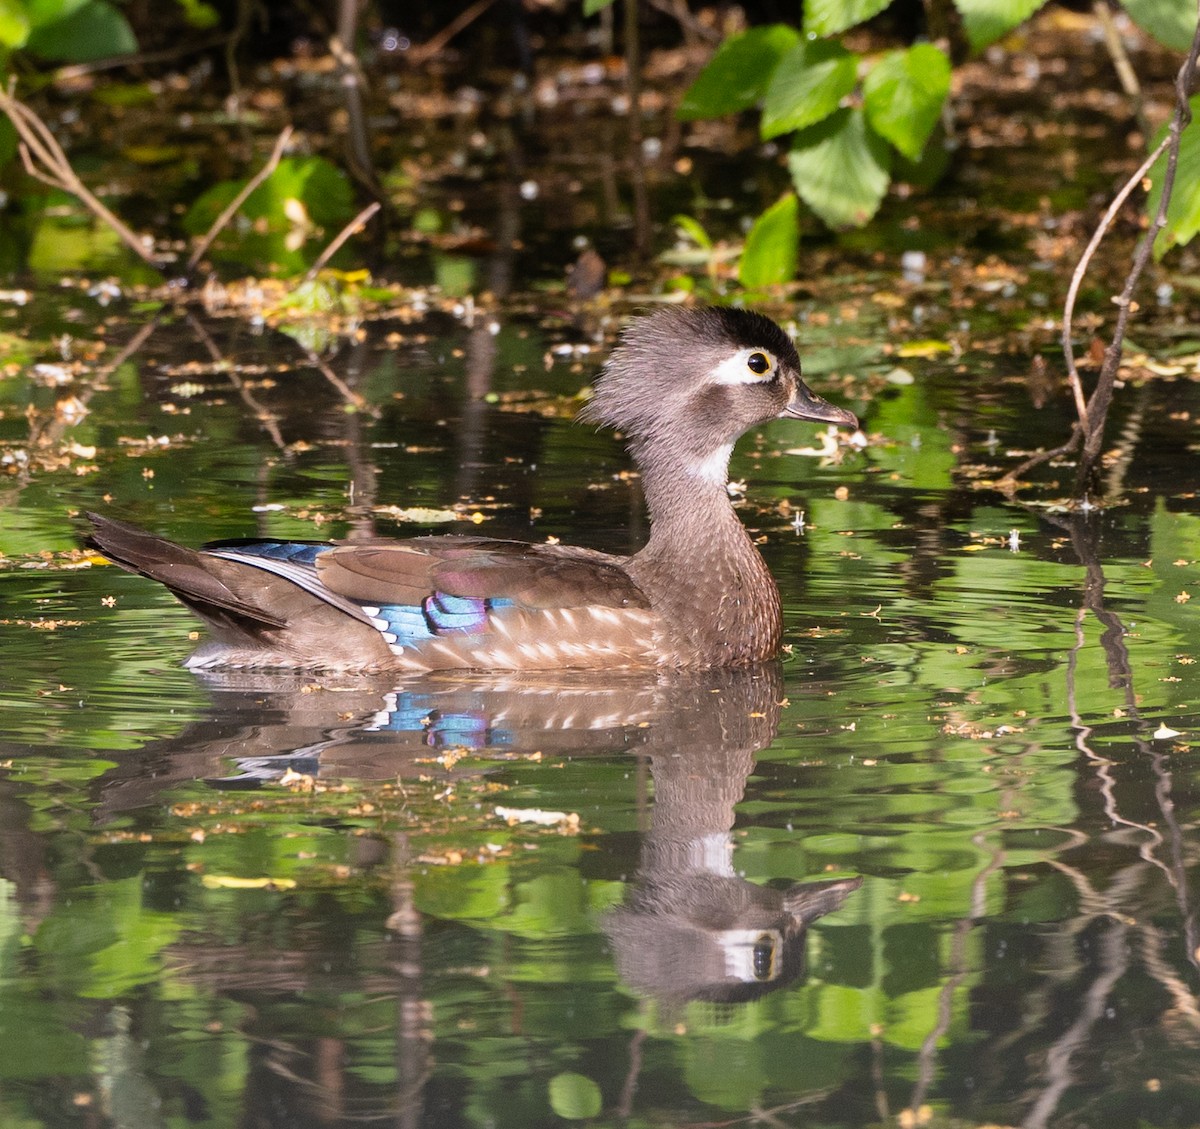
581,307,857,480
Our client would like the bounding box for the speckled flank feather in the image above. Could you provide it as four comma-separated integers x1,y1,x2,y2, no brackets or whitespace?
86,307,856,672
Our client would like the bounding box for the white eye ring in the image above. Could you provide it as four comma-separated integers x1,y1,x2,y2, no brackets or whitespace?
711,348,778,385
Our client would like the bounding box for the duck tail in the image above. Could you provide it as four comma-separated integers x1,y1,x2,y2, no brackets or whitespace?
85,512,287,630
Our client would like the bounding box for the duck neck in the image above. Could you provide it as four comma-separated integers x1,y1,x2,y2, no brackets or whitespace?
627,441,782,665
637,442,742,547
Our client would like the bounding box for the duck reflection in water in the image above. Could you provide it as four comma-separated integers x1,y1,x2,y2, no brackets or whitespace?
598,664,861,1006
92,663,860,1008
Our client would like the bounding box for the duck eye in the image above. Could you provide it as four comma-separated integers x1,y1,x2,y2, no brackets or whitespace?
747,351,771,375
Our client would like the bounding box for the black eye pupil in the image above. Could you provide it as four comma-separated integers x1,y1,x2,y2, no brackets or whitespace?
752,935,775,979
748,352,770,375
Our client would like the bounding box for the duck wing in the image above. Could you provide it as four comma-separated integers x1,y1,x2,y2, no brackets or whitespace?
309,536,658,671
315,536,649,611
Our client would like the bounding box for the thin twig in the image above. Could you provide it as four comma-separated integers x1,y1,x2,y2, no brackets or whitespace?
1072,19,1200,496
301,200,381,284
0,84,163,270
1061,136,1170,428
185,126,294,275
994,424,1082,492
998,18,1200,497
50,32,232,82
407,0,498,65
185,313,289,450
644,0,721,43
299,343,376,416
626,0,651,257
1093,0,1145,130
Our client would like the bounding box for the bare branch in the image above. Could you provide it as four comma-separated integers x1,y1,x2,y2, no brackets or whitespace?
0,84,163,270
994,424,1082,493
999,13,1200,500
1070,20,1200,497
1060,137,1169,430
1093,0,1145,129
407,0,498,66
301,200,381,284
49,32,232,82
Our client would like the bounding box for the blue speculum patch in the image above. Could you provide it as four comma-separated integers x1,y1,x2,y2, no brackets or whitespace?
214,541,333,565
364,595,516,651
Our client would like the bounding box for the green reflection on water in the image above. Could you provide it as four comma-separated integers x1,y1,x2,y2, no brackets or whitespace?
1,305,1200,1129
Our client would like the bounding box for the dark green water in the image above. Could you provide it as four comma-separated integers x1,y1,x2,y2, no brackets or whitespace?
3,298,1200,1129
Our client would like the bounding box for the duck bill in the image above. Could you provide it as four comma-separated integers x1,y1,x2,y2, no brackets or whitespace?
780,383,858,428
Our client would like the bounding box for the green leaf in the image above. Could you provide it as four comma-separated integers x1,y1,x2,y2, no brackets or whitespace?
26,0,137,61
184,157,355,235
863,45,951,160
583,0,615,13
1147,99,1200,258
433,253,477,296
23,0,90,27
804,0,892,37
678,24,801,120
671,213,713,250
953,0,1048,50
1121,0,1198,52
739,193,800,287
548,1072,603,1120
787,107,892,228
176,0,220,29
761,40,858,140
28,210,123,273
0,0,30,48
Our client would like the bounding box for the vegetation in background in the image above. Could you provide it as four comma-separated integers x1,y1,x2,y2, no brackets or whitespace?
1,5,1200,1124
0,0,1197,291
670,0,1200,286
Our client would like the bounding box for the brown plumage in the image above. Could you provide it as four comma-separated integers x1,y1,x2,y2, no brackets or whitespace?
86,307,857,672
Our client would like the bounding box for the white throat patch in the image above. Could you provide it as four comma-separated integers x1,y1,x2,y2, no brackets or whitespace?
689,441,734,484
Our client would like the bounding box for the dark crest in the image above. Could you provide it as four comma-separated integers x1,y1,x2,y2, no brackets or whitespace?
580,307,801,435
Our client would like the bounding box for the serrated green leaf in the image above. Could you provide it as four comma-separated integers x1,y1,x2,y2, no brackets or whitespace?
0,0,30,47
1121,0,1197,52
583,0,616,14
863,44,950,160
739,193,800,287
26,0,137,61
953,0,1047,50
804,0,892,37
787,107,892,228
761,40,858,139
1148,99,1200,258
678,24,801,120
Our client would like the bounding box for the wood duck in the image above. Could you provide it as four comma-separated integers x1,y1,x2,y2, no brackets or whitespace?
86,307,858,672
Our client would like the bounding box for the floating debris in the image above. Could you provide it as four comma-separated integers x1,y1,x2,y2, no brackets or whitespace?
494,806,580,831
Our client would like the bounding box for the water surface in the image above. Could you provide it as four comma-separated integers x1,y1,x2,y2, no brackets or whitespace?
2,299,1200,1129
